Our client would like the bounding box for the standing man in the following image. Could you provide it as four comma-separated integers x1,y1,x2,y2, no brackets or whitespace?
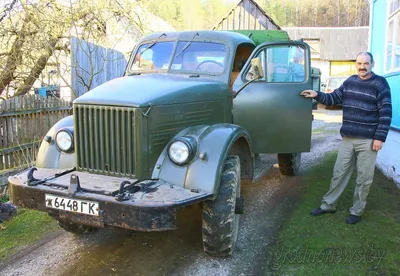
300,52,392,224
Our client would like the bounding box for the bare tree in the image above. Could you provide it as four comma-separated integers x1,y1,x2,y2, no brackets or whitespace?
0,0,18,22
0,12,32,95
313,0,319,27
0,0,158,99
14,37,59,96
0,0,68,97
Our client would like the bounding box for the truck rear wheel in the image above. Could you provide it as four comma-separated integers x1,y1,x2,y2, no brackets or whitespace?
277,153,301,176
201,155,241,257
57,220,95,234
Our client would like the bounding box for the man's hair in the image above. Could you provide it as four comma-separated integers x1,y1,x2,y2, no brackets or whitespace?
356,52,374,63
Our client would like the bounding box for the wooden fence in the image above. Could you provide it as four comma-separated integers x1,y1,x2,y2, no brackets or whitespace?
71,37,128,97
0,95,72,186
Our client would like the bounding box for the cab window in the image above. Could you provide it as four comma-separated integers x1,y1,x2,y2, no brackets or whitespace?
245,45,306,83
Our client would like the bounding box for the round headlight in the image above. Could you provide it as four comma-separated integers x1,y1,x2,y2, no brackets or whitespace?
168,137,197,165
56,130,74,152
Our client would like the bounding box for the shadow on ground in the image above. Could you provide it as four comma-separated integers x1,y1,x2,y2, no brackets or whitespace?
53,166,303,276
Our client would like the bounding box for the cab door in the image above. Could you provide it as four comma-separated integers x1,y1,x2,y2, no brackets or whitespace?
232,41,313,154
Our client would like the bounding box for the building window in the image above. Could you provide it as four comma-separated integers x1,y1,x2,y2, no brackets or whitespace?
386,0,400,72
389,0,400,15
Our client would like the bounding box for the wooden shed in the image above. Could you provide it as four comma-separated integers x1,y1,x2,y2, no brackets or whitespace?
213,0,281,31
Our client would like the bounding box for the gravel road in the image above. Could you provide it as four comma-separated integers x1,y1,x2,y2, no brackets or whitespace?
0,107,343,276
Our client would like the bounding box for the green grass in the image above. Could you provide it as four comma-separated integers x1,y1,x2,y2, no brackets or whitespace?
0,209,59,263
269,152,400,275
0,193,9,203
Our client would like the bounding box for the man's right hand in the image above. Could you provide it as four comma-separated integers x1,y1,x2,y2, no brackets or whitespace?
300,90,318,98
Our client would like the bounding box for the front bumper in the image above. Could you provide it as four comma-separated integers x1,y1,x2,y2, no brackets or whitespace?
8,168,212,231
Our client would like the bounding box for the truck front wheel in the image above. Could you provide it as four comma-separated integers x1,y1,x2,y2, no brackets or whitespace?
277,153,301,176
201,155,241,257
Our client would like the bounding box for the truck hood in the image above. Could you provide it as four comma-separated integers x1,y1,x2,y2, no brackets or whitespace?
73,74,228,107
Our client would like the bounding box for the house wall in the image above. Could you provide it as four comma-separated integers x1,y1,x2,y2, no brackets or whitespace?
370,0,400,187
376,128,400,187
309,60,357,86
376,73,400,187
284,27,369,61
311,60,330,85
369,0,387,74
330,61,357,76
284,27,368,86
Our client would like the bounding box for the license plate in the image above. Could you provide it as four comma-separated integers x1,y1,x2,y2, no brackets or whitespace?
45,194,99,216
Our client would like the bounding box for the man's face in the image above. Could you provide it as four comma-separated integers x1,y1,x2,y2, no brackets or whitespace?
356,54,374,79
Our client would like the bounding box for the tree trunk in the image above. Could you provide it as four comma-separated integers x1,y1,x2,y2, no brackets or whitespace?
0,0,18,23
13,38,59,97
0,14,32,95
314,0,319,27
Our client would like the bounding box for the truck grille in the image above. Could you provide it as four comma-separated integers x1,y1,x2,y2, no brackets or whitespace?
74,105,135,177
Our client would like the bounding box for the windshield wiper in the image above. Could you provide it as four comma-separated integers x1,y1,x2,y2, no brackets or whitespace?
130,33,166,73
174,32,199,59
140,33,166,57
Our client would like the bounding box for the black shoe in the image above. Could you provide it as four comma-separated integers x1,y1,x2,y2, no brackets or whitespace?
310,208,336,216
346,215,361,224
0,202,17,223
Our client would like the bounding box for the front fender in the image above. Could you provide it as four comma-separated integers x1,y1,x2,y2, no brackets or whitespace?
36,115,76,169
152,124,253,195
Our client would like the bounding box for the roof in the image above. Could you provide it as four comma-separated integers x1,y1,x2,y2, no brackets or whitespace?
140,30,255,46
283,27,369,61
213,0,281,31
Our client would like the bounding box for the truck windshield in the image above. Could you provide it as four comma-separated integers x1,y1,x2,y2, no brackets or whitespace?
130,41,227,75
171,42,226,74
131,41,175,71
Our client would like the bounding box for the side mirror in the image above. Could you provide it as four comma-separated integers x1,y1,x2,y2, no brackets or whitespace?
321,83,326,88
233,57,264,99
250,57,264,80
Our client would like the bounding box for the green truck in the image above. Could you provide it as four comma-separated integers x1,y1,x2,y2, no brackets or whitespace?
8,30,320,257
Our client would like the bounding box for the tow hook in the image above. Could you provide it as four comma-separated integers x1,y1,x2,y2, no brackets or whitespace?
27,167,76,186
235,197,244,214
114,181,140,202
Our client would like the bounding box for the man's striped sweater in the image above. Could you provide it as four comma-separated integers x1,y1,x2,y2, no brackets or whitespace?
316,72,392,142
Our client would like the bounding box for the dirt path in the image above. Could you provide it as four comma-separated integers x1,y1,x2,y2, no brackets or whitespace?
0,108,342,276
